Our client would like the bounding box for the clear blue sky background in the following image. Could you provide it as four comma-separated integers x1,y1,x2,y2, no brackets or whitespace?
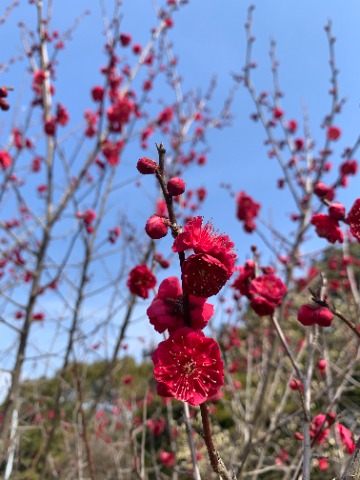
2,0,360,248
1,0,360,387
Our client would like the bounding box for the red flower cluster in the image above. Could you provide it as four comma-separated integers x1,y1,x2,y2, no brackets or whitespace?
311,214,343,244
236,191,261,233
172,217,237,297
152,327,224,406
127,264,156,299
297,304,333,327
56,103,69,126
328,202,345,221
158,450,176,467
307,414,354,455
232,260,256,297
314,182,335,201
336,424,355,454
232,266,287,317
346,198,360,242
83,209,96,225
107,95,134,133
0,86,9,111
101,139,124,166
249,274,287,316
147,277,214,333
310,414,332,444
340,159,358,176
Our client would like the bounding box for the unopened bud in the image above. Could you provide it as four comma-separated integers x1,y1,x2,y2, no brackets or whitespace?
145,215,168,239
137,157,158,174
167,177,185,196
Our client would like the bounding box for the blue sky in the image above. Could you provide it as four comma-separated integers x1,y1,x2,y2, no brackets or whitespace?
1,0,360,383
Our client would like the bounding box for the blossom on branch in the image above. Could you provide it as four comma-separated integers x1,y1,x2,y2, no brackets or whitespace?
297,304,333,327
311,214,343,244
336,424,355,454
346,198,360,242
326,125,341,141
172,217,236,297
147,276,214,333
127,264,156,299
181,253,230,297
101,139,124,166
0,150,12,169
145,215,169,239
248,274,287,316
173,217,236,273
236,191,261,233
152,327,224,406
232,260,256,298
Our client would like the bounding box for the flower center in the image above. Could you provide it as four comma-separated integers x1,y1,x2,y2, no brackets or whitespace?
183,359,197,377
165,295,185,318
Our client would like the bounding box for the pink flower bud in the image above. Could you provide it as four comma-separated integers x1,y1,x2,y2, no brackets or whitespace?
340,159,358,176
0,99,10,111
287,119,298,133
83,209,96,225
298,304,333,327
137,157,158,174
314,182,331,198
145,215,169,239
132,44,142,55
297,304,316,326
44,117,56,136
0,87,8,98
273,107,284,119
294,138,304,151
313,307,333,327
120,33,132,47
289,379,303,391
91,86,104,102
317,359,327,371
327,125,341,141
328,202,345,221
167,177,185,196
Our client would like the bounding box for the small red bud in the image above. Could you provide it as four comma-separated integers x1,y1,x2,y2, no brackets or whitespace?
120,33,132,47
145,215,168,239
328,202,345,221
327,125,341,141
287,119,297,133
167,177,185,196
289,379,303,391
0,99,10,111
91,86,104,102
83,209,96,225
314,182,330,198
44,117,56,136
317,359,327,371
297,304,316,326
314,307,333,327
137,157,158,174
340,159,358,176
272,107,283,119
